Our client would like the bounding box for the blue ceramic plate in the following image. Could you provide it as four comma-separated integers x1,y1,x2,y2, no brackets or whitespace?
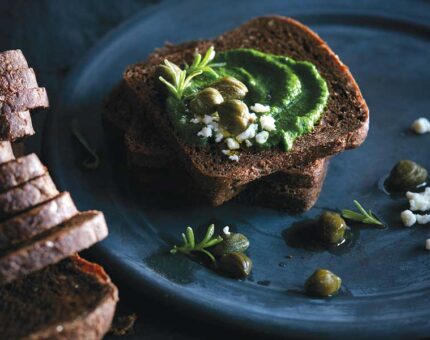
44,0,430,338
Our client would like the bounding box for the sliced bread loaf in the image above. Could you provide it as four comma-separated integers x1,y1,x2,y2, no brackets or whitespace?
0,87,49,114
0,50,28,74
0,173,58,220
0,153,46,192
0,192,78,249
0,141,14,164
123,16,369,204
0,210,108,284
0,255,118,339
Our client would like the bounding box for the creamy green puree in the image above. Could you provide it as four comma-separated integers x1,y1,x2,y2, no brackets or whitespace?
165,48,329,151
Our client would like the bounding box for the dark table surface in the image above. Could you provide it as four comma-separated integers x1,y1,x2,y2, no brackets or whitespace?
3,1,427,339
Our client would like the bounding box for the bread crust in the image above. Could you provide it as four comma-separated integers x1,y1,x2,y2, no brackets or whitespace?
0,153,46,192
0,50,28,74
0,68,38,94
0,211,109,284
0,192,78,249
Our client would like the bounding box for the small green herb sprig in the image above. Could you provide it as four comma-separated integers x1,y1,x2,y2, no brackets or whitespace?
341,200,384,227
170,224,223,262
158,46,223,100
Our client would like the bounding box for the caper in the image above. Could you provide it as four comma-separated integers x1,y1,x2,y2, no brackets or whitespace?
218,252,253,278
305,269,342,297
217,99,252,134
386,160,428,191
189,87,224,116
212,76,248,100
318,211,347,245
211,233,250,257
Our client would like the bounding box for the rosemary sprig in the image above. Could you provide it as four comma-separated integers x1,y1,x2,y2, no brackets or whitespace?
341,200,384,227
71,119,100,169
170,224,223,262
158,46,223,100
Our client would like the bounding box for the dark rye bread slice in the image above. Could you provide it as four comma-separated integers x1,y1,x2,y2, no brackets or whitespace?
0,210,108,284
0,141,14,164
0,50,28,74
0,87,49,114
0,68,38,94
0,255,118,339
0,192,78,250
0,173,58,220
104,81,329,192
124,16,369,204
0,153,46,192
0,110,34,141
237,159,329,213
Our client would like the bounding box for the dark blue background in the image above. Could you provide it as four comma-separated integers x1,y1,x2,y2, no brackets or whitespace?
3,1,429,339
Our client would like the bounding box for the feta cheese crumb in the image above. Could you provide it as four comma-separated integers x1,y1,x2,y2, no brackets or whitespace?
245,139,253,147
208,121,219,131
56,325,64,333
249,112,258,122
223,226,231,236
260,115,276,131
222,149,230,155
401,210,416,227
215,132,224,143
255,131,269,144
197,126,212,138
411,117,430,134
203,115,213,125
45,241,54,248
416,214,430,224
236,123,258,142
190,117,201,124
250,103,270,113
406,188,430,211
426,239,430,251
229,154,240,162
226,138,240,150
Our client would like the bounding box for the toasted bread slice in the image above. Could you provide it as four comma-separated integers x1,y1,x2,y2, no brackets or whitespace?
0,68,38,94
123,16,368,204
0,173,58,220
0,141,14,164
0,254,118,339
0,211,108,284
0,153,46,192
0,87,49,114
0,192,78,249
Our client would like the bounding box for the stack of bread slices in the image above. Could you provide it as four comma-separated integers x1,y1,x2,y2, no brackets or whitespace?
0,50,118,339
103,16,369,212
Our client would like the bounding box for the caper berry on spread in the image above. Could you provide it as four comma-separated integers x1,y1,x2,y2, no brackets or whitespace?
305,269,342,297
158,47,329,161
318,211,347,245
218,252,253,279
386,160,428,191
211,230,250,256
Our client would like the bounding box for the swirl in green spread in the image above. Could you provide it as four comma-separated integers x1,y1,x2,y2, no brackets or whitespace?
164,48,329,151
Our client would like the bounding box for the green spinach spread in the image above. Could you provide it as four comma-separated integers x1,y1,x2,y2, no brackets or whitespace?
159,48,329,159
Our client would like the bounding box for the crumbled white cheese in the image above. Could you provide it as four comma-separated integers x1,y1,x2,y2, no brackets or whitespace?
215,132,224,143
229,154,240,162
426,239,430,251
250,103,270,113
245,139,253,147
56,325,64,333
401,210,417,227
406,188,430,211
249,112,258,122
45,240,54,248
416,214,430,224
260,115,276,131
255,131,269,144
226,137,240,150
223,226,231,236
208,121,219,131
236,123,258,142
197,126,212,138
203,115,213,125
190,117,201,124
411,118,430,134
222,149,230,155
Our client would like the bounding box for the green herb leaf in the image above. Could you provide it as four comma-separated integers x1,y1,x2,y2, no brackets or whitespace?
341,200,384,227
158,46,221,100
71,119,100,169
170,225,223,262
